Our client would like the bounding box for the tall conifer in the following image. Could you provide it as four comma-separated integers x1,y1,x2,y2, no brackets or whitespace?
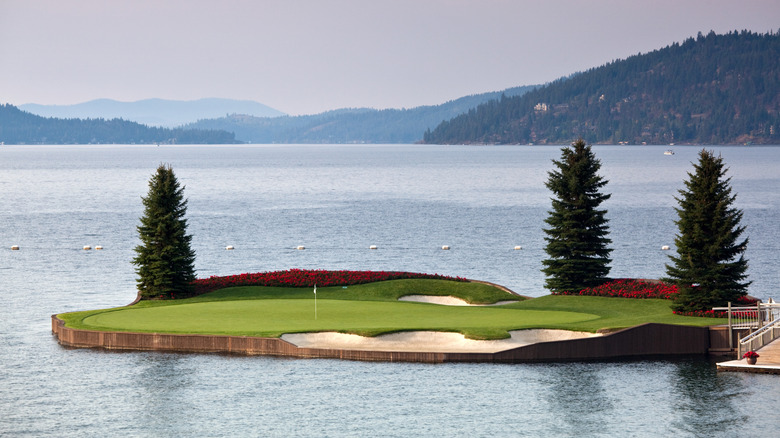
542,139,612,292
132,165,196,299
665,149,750,312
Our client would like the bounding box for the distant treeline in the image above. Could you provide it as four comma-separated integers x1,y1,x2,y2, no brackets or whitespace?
0,104,238,144
423,30,780,145
184,86,537,144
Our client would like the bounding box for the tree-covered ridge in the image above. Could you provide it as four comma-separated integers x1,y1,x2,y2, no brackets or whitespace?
184,86,537,144
0,104,238,144
423,31,780,145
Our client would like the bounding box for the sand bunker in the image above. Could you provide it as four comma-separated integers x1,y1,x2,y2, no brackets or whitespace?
281,329,601,353
281,294,599,353
398,295,517,306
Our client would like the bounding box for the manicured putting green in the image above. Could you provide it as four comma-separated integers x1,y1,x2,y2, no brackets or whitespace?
82,299,598,338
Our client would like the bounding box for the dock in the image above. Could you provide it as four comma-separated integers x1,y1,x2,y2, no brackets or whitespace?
717,336,780,374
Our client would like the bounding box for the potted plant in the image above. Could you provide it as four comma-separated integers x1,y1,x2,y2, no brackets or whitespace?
743,351,760,365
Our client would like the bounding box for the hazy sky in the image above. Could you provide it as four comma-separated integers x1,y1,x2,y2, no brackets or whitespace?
2,0,779,115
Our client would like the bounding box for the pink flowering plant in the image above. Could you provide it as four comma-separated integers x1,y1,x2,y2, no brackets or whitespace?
190,269,467,297
552,278,758,318
743,351,759,359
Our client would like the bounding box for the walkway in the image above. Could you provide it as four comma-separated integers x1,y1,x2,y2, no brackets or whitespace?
717,336,780,374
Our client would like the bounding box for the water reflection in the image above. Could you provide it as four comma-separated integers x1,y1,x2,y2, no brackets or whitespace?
537,362,615,436
134,353,198,434
671,358,748,436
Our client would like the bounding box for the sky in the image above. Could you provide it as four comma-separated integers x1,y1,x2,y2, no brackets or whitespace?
1,0,779,116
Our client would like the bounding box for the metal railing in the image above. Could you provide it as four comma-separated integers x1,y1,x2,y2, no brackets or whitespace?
713,301,780,357
738,314,780,357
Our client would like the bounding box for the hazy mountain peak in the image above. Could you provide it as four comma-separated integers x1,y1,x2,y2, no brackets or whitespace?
19,98,286,127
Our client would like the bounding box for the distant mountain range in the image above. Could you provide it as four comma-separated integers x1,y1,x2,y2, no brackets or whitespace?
0,86,535,145
0,103,238,144
12,88,537,144
423,30,780,145
8,30,777,146
20,98,285,128
182,86,537,143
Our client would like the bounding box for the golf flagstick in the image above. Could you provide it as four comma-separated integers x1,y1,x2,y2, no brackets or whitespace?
314,284,317,320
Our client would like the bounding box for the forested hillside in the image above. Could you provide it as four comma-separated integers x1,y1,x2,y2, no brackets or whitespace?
184,86,536,143
0,104,238,144
423,31,780,145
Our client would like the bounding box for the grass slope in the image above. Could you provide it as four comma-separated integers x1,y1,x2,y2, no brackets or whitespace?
59,279,725,340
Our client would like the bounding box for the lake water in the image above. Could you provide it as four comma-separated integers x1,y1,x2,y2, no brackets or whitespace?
1,144,779,437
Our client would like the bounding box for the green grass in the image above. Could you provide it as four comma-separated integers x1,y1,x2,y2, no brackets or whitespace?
58,279,726,340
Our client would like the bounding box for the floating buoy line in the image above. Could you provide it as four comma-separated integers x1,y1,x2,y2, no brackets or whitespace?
8,244,539,252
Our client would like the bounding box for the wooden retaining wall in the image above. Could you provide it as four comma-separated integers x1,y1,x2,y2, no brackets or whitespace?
707,325,751,356
52,316,451,363
52,316,716,363
492,323,710,363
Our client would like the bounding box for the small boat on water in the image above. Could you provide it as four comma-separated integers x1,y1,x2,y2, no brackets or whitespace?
664,150,675,155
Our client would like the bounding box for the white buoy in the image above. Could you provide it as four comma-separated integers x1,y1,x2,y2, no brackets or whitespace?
225,245,234,250
83,245,92,250
441,245,450,250
369,245,377,250
514,245,523,250
297,245,305,250
11,245,19,250
95,245,103,250
661,245,670,250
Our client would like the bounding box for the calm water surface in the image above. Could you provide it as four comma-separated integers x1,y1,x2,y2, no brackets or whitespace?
1,144,779,437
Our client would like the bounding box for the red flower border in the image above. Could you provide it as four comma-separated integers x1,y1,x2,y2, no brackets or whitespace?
189,269,467,297
551,279,758,318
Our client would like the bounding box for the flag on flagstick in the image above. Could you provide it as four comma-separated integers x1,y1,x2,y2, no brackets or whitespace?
314,284,317,320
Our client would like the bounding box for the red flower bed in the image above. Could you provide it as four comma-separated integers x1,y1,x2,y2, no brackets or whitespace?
672,309,731,318
552,279,678,300
552,279,759,318
672,303,759,318
190,269,467,296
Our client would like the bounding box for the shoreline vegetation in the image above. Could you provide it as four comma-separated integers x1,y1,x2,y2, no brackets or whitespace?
58,272,727,346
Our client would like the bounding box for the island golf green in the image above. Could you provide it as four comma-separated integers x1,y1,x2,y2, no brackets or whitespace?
58,279,726,340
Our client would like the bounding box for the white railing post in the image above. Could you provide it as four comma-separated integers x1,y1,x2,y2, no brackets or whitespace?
728,302,733,350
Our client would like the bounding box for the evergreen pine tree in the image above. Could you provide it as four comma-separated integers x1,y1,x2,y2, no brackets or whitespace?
132,165,196,299
542,139,612,292
665,149,750,312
